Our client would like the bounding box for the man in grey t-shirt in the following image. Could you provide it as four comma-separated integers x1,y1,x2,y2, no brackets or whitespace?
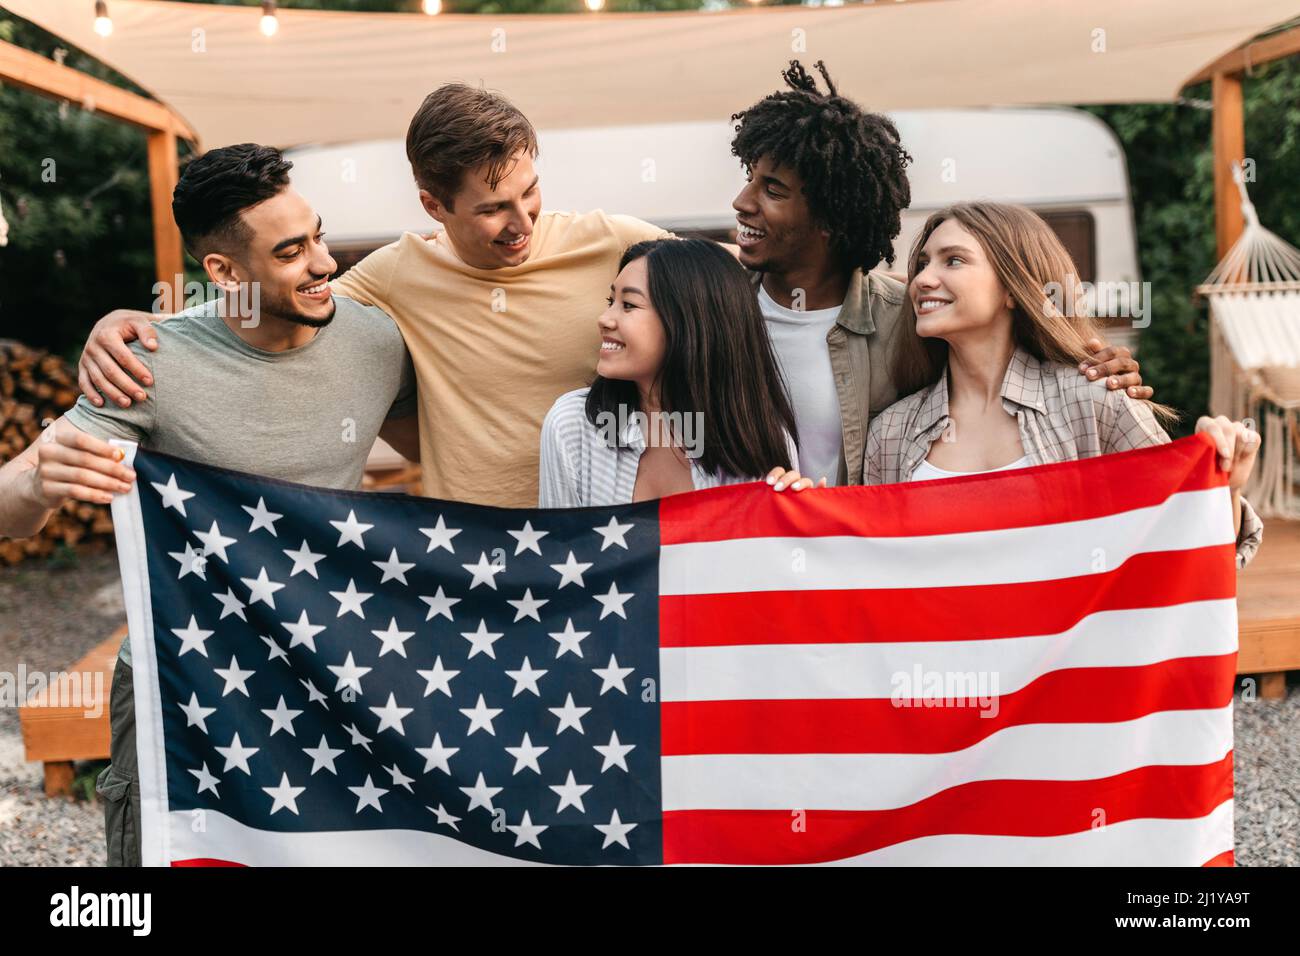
0,145,419,866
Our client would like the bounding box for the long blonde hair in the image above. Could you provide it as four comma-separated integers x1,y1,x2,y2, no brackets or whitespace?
891,201,1175,421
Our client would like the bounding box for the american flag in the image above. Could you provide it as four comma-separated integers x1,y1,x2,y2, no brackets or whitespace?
110,435,1237,866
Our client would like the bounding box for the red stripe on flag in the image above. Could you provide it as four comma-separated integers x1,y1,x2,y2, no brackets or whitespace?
660,545,1235,647
1203,849,1235,867
171,858,247,867
662,754,1233,864
660,434,1223,544
661,654,1236,755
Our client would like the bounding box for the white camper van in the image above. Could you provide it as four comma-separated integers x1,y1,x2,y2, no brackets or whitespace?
288,106,1141,347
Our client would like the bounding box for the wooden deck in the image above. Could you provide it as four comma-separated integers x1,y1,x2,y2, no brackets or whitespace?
1237,518,1300,698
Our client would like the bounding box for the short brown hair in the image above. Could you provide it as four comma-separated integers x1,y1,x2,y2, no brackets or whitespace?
405,83,538,210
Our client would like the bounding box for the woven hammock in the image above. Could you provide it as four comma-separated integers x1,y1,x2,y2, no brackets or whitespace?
1198,164,1300,517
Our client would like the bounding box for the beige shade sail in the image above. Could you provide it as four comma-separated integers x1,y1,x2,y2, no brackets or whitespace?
1,0,1297,150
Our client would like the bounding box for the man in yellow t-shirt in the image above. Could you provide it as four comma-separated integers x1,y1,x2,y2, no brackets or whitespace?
326,86,665,505
77,84,669,508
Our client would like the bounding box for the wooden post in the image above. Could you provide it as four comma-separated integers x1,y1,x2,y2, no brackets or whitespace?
0,39,196,306
1211,71,1246,260
147,129,184,309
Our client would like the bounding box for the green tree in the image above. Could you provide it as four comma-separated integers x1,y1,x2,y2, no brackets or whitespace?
1084,56,1300,432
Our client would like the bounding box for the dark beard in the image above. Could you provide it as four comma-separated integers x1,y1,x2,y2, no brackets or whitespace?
261,294,337,329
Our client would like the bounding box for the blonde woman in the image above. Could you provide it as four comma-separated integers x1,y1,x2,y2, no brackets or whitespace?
769,201,1262,567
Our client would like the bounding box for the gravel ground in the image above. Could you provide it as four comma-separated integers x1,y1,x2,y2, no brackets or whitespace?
0,550,1296,866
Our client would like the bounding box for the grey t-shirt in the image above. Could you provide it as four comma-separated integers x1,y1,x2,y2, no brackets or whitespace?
65,295,417,664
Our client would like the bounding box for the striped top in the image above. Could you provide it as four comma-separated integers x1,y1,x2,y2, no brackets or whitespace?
539,388,795,507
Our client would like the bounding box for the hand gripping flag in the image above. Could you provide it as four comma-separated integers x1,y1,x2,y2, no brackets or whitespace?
109,435,1238,866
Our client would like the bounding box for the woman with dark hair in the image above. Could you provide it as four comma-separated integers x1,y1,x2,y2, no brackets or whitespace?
539,238,799,506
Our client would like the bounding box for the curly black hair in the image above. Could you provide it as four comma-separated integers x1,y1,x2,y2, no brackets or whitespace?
731,60,912,273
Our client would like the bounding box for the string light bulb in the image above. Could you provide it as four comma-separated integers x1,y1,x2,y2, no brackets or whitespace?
93,0,113,37
422,0,442,14
260,0,279,37
584,0,604,10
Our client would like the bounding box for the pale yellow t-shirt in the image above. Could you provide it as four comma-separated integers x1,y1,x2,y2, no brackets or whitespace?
330,210,669,507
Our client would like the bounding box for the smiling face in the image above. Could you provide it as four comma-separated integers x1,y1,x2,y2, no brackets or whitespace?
595,256,667,396
228,186,338,327
730,154,833,276
420,148,541,270
910,218,1014,342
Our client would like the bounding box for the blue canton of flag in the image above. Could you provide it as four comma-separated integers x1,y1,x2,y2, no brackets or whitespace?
117,445,661,866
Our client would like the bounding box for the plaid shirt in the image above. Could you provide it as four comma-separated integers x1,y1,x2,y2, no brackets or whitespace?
865,346,1263,568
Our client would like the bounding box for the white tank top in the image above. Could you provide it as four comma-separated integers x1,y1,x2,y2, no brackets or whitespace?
910,455,1034,482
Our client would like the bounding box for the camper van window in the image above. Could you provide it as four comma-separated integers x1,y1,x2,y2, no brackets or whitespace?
1037,210,1096,284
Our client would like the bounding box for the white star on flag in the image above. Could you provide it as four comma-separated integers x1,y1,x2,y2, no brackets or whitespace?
327,652,372,695
372,548,415,585
415,733,459,775
281,610,326,652
329,578,373,619
416,657,459,698
371,618,415,658
370,693,415,734
459,694,503,736
461,552,506,590
593,516,634,551
549,693,591,735
263,773,305,815
593,582,634,620
348,775,388,813
507,811,548,849
419,515,461,553
171,616,213,658
507,520,549,555
459,772,502,813
241,567,286,608
419,586,460,621
211,587,247,621
303,735,344,775
188,762,220,797
282,539,325,578
506,588,549,622
214,656,255,697
594,730,636,772
461,619,504,660
592,654,635,695
505,732,549,775
504,656,547,697
261,695,303,736
152,473,195,516
595,809,638,849
549,770,593,813
549,551,593,589
215,732,259,775
330,510,373,549
548,619,590,659
168,542,208,580
193,520,236,563
242,497,282,536
178,692,216,732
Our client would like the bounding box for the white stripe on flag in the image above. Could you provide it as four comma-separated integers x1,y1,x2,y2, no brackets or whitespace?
167,809,550,867
659,486,1234,595
816,799,1233,867
660,706,1233,811
659,599,1237,702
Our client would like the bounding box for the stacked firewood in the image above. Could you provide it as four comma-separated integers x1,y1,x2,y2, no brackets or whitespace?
0,339,114,565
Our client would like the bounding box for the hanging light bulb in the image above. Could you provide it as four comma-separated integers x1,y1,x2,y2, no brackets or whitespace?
260,0,279,37
584,0,604,10
422,0,442,13
93,0,113,37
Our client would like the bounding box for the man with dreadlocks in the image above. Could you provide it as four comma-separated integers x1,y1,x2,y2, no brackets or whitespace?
732,60,1149,486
